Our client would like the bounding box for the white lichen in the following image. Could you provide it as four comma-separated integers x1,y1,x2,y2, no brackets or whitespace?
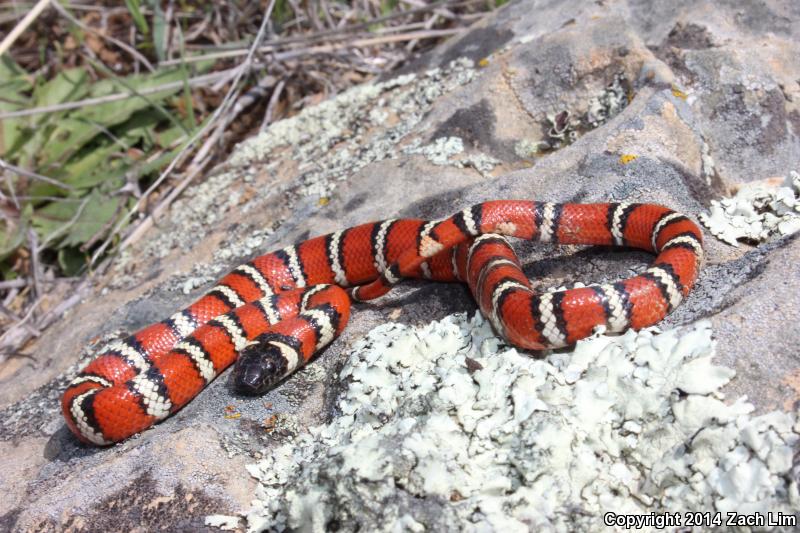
700,171,800,246
404,136,464,165
513,138,543,158
205,515,240,530
228,314,798,532
584,73,629,129
403,136,500,176
701,139,716,185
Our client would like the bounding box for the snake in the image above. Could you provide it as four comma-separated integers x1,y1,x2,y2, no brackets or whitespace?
62,201,704,445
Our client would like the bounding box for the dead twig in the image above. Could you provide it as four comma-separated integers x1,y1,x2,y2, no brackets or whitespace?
2,171,20,210
204,73,277,156
0,279,27,290
0,0,50,58
161,27,465,67
0,158,75,191
27,228,41,300
261,78,286,131
49,0,156,72
115,157,210,256
0,278,90,360
0,294,43,349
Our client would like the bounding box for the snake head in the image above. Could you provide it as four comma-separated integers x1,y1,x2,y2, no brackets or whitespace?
233,333,294,395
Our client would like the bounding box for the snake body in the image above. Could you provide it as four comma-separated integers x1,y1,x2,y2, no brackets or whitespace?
62,201,703,445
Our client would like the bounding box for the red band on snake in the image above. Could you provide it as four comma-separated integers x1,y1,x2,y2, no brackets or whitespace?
62,201,703,445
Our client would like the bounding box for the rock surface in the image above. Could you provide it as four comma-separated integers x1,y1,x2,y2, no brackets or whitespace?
1,0,799,531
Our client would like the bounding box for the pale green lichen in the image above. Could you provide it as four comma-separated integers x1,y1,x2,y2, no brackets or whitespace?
513,138,543,158
403,136,500,176
700,170,800,246
205,515,239,531
403,136,464,165
701,139,717,186
584,73,630,129
541,73,631,151
232,315,798,532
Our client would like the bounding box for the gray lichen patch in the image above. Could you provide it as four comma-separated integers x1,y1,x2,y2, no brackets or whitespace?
231,58,477,199
402,136,500,176
519,73,632,154
583,73,631,129
701,170,800,246
45,471,229,532
234,315,798,532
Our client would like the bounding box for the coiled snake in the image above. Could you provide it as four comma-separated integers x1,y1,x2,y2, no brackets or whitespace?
62,201,703,445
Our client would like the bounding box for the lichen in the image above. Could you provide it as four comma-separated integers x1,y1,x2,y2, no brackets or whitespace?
541,73,631,151
701,138,716,185
230,315,798,532
700,170,800,246
232,58,476,198
513,138,541,158
403,136,464,166
403,136,499,176
205,515,240,530
584,73,631,129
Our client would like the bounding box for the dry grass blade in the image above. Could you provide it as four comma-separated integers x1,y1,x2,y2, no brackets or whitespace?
0,0,50,57
0,158,75,190
0,279,27,290
261,78,286,131
161,27,466,66
49,0,156,72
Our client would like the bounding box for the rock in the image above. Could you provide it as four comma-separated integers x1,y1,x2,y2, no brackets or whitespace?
2,0,799,530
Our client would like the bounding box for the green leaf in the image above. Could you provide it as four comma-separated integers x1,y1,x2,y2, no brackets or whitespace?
0,204,31,261
380,0,398,16
0,56,33,156
37,117,103,171
154,123,186,147
11,68,89,166
32,67,88,110
150,0,167,62
37,68,190,168
80,66,189,128
32,190,121,249
0,54,29,82
57,246,87,276
57,142,125,190
116,109,164,146
125,0,150,36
